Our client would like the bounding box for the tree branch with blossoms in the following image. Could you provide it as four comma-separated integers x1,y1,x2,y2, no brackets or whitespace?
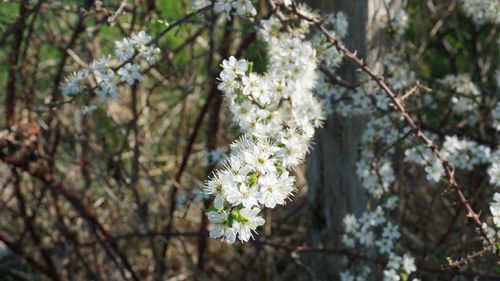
278,1,497,252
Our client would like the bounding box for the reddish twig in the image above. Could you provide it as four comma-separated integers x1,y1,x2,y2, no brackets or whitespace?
256,240,500,279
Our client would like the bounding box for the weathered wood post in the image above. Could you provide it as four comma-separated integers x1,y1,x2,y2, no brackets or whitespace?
304,0,395,279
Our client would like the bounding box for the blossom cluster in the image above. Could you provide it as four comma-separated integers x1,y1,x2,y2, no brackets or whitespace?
312,11,347,68
61,31,159,104
202,147,227,167
310,8,421,280
376,9,409,36
341,115,418,281
330,7,440,280
383,54,415,91
441,74,481,117
405,138,500,246
192,0,259,19
355,116,403,197
203,1,498,279
314,17,413,116
205,15,323,243
460,0,500,25
490,193,500,229
339,265,371,281
492,102,500,132
405,136,494,183
487,149,500,187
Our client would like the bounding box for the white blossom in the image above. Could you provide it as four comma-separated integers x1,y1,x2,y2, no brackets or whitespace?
118,63,141,85
460,0,500,25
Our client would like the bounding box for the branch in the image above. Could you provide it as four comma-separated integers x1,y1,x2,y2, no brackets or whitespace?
0,139,141,281
255,240,500,279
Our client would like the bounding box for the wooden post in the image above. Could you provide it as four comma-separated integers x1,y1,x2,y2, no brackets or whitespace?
304,0,395,279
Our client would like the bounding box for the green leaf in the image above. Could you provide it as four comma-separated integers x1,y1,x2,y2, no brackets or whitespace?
227,211,235,227
275,163,284,173
232,210,248,223
248,174,258,186
246,61,253,75
204,206,218,215
34,108,46,115
276,142,286,148
439,177,449,184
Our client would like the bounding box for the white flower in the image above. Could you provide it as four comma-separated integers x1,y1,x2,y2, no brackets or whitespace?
114,38,135,62
341,234,355,248
60,30,158,108
214,0,233,18
491,192,500,227
387,253,402,270
62,71,87,96
90,55,111,72
203,147,227,166
203,174,226,209
130,31,151,47
243,147,276,174
222,56,248,76
140,46,161,65
491,102,500,131
460,0,500,25
424,159,444,183
218,70,241,93
257,171,294,208
118,63,141,85
225,182,260,208
81,105,97,115
97,84,119,102
385,196,398,210
237,207,265,242
340,271,355,281
392,9,409,36
242,73,261,96
383,269,400,281
384,53,415,90
232,0,256,17
488,162,500,187
402,254,416,274
382,222,401,240
207,211,239,243
375,238,394,254
357,230,374,246
192,0,210,10
343,214,359,233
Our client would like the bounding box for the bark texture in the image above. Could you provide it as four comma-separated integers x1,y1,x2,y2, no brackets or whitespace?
304,0,395,280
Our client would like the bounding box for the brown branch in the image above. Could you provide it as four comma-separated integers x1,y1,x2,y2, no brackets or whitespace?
80,231,203,247
0,231,55,280
197,10,234,271
0,140,141,281
6,0,30,129
255,240,500,279
107,0,127,25
12,171,62,281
